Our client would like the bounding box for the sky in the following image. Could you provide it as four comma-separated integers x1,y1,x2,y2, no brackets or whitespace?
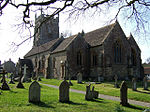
0,4,150,64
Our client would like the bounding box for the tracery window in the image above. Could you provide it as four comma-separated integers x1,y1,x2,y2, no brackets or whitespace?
35,57,38,68
53,57,56,68
77,51,82,66
91,53,97,66
131,48,136,66
114,40,122,63
42,55,45,69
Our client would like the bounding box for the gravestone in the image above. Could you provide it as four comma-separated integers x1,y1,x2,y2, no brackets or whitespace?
29,81,40,103
21,64,28,83
9,74,15,84
16,75,24,88
143,76,148,90
77,72,82,84
85,84,93,100
114,75,119,88
92,86,99,99
37,77,42,81
1,70,10,90
59,80,70,102
132,78,137,91
120,81,129,106
98,76,104,82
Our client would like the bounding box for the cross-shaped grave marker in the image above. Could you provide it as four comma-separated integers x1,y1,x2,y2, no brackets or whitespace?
0,69,10,90
21,64,28,83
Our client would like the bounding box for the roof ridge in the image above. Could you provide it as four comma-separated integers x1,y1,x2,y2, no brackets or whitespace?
101,22,116,43
85,22,115,34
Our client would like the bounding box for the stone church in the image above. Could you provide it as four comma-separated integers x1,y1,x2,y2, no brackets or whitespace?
24,14,144,81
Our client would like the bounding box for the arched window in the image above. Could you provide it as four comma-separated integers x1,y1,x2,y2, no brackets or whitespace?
114,40,122,63
131,48,136,66
91,52,97,66
53,57,56,68
77,51,82,66
42,55,45,69
35,57,38,67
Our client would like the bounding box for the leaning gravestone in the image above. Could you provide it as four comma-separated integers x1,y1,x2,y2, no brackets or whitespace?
92,86,99,99
77,72,82,84
85,84,93,100
59,80,70,103
29,81,40,103
120,81,129,106
132,78,137,91
143,76,148,90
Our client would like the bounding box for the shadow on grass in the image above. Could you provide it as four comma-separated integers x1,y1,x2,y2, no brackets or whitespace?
86,98,104,103
61,101,87,105
9,90,18,93
136,90,150,94
126,104,144,110
31,101,55,108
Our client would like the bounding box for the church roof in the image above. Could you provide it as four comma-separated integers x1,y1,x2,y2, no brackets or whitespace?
84,23,115,47
51,23,115,53
52,35,77,53
24,38,60,57
127,34,141,52
24,22,116,56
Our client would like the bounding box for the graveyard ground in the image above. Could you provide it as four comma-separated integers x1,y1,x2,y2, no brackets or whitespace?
41,79,150,103
0,81,148,112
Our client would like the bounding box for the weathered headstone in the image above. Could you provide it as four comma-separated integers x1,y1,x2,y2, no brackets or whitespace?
85,84,93,100
77,72,82,84
120,81,129,106
59,80,70,102
1,70,10,90
98,76,104,82
9,74,15,84
143,76,148,90
29,81,40,103
92,86,99,99
21,64,28,83
37,77,42,81
132,78,137,91
114,75,119,88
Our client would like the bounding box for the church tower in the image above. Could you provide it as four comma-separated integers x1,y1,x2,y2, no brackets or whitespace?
33,13,59,47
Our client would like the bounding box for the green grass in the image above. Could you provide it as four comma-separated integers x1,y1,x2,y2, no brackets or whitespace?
40,79,150,103
0,81,148,112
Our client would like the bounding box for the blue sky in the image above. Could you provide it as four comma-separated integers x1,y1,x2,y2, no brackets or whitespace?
0,5,149,64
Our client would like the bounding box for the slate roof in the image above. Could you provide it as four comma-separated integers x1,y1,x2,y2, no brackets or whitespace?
84,23,115,47
52,35,77,53
24,38,60,57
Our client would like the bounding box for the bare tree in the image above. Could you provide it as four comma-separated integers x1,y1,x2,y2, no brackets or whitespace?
0,0,150,46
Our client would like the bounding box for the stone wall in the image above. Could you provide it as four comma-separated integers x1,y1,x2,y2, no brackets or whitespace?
50,51,67,79
66,34,89,79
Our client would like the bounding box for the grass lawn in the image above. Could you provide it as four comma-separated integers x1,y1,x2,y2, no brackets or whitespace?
0,81,148,112
40,79,150,103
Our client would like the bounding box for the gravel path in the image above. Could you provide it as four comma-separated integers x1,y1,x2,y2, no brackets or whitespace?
40,83,150,108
